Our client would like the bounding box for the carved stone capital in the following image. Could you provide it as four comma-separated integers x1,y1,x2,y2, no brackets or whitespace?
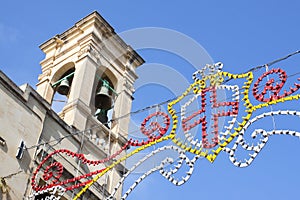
78,45,102,65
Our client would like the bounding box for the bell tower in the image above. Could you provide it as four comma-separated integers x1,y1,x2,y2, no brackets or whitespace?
36,11,144,198
36,11,144,134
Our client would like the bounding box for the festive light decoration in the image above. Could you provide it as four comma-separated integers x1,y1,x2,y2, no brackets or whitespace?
180,85,240,151
253,68,300,102
130,111,170,146
223,110,300,167
106,146,199,200
30,145,130,192
28,185,65,200
30,62,300,200
168,63,252,161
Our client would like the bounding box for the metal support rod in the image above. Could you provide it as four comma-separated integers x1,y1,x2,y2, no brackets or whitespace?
96,75,118,96
51,72,75,87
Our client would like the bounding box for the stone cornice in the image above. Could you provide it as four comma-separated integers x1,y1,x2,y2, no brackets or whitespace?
0,71,51,122
39,11,144,69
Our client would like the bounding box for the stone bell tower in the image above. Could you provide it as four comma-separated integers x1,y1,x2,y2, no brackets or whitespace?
37,11,144,135
36,11,144,198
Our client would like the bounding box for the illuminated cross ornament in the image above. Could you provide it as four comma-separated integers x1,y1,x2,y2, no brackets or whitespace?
180,83,240,151
168,62,248,161
169,63,300,163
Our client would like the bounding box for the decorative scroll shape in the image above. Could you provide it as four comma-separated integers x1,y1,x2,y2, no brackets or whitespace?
129,111,170,146
106,145,199,200
253,68,300,102
28,185,65,200
31,145,129,192
223,110,300,167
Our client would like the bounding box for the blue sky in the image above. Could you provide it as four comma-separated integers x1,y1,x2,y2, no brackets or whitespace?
1,1,300,200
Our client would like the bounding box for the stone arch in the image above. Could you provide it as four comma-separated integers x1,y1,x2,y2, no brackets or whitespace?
51,62,75,84
50,62,75,112
93,67,119,128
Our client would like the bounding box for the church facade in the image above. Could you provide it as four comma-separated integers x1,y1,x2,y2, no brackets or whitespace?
0,11,144,199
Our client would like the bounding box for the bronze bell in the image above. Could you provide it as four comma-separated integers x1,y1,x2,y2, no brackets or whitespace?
56,78,70,95
95,109,110,128
96,109,109,125
95,82,112,110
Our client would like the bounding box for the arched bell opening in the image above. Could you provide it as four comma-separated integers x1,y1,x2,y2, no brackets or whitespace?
94,75,117,129
51,67,75,113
